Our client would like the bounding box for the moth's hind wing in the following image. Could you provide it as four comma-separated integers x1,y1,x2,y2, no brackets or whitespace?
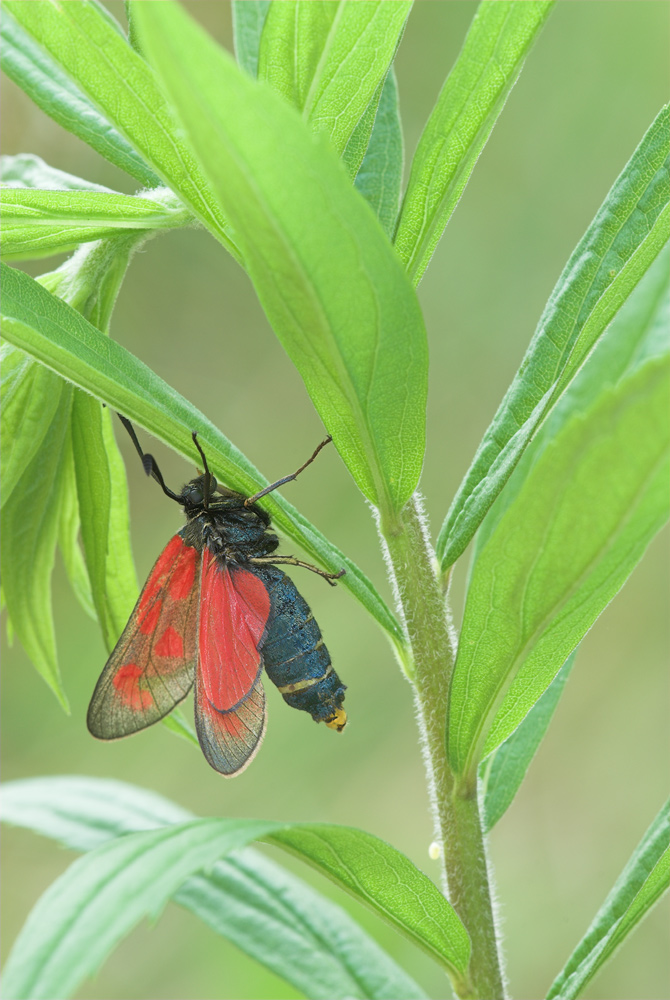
195,674,267,776
87,533,200,739
194,552,270,775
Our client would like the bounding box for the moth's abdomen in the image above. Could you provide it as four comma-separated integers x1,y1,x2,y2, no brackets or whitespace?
257,566,346,731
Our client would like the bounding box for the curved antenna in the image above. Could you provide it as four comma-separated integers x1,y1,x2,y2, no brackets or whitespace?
117,414,182,503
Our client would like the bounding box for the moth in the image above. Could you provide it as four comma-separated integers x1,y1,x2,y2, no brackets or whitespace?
87,418,346,775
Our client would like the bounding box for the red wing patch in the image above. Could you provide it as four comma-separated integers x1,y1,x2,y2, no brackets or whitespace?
87,533,199,739
194,552,270,775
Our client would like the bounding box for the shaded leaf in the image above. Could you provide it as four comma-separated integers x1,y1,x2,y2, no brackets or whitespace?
481,651,576,832
258,0,411,176
232,0,270,78
355,69,403,238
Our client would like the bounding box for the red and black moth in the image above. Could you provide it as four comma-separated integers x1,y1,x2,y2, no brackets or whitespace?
87,417,347,776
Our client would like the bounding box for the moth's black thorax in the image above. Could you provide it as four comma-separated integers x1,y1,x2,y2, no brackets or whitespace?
179,475,279,563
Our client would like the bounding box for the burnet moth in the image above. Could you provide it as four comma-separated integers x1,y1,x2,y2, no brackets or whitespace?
87,417,347,776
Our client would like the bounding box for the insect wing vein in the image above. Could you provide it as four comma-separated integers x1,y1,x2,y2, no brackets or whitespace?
194,553,270,775
87,534,199,738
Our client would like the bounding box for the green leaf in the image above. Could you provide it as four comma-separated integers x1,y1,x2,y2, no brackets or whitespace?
1,153,115,192
268,824,470,976
480,651,576,832
131,0,427,519
1,187,190,261
1,799,468,998
99,404,139,634
57,428,96,620
1,234,139,682
2,0,240,260
159,710,199,748
547,802,670,1000
0,343,64,506
395,0,554,284
232,0,270,77
354,69,404,239
2,776,427,1000
447,356,670,779
0,817,278,1000
258,0,337,107
473,242,670,556
0,8,159,188
258,0,411,177
0,263,404,650
437,105,670,571
70,392,136,652
0,376,72,709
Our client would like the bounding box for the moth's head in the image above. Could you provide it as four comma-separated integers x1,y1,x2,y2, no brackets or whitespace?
180,476,271,526
179,473,219,512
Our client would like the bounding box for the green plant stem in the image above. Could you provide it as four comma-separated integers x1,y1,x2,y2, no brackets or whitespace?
381,495,505,1000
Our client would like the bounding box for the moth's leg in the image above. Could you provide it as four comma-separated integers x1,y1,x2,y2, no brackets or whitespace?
248,555,345,587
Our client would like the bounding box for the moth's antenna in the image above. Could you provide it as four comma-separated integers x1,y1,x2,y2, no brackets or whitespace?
245,435,332,506
117,414,182,503
191,432,215,508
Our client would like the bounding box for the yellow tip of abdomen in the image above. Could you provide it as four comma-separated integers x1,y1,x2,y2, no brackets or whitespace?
325,707,347,732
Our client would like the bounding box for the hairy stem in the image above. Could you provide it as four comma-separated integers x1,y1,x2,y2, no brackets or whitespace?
380,494,505,999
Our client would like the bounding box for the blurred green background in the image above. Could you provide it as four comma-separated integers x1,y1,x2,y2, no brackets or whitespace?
2,3,668,999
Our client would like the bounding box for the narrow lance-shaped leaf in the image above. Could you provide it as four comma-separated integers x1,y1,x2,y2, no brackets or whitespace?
0,263,404,651
258,1,338,107
2,0,240,260
547,802,670,1000
57,428,96,621
0,378,72,709
232,0,270,77
395,0,554,284
0,153,116,192
1,813,469,1000
239,0,406,227
258,0,411,177
437,105,670,571
480,651,576,832
472,242,670,557
466,242,670,787
41,237,140,655
131,0,428,520
71,391,134,651
1,775,427,1000
1,188,190,262
354,69,404,238
99,405,139,637
0,6,160,188
0,343,63,505
448,356,670,780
